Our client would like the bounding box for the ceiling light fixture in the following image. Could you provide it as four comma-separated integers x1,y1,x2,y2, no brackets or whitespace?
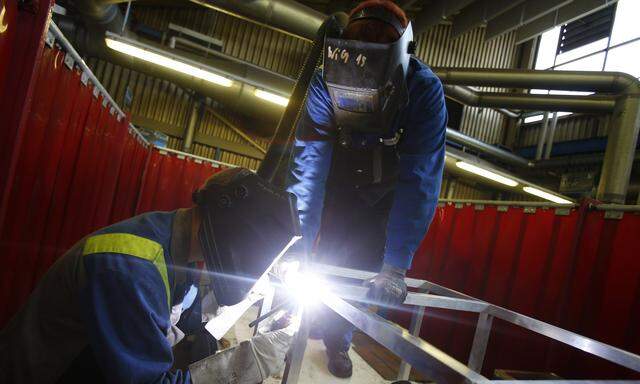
455,161,519,187
254,89,289,106
105,36,233,87
522,186,573,204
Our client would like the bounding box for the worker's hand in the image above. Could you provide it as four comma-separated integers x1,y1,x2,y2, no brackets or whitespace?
365,263,408,307
189,312,297,384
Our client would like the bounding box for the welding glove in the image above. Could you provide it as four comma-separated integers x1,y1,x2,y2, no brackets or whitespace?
365,263,408,307
189,316,296,384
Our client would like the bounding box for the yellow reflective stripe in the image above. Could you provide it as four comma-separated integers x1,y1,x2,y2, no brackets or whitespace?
83,233,170,310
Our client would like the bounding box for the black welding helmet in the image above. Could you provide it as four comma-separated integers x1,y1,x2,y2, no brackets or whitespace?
323,6,414,135
193,168,300,306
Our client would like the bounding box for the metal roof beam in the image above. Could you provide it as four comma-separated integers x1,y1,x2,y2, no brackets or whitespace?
451,0,526,38
413,0,476,35
485,0,573,41
515,0,617,44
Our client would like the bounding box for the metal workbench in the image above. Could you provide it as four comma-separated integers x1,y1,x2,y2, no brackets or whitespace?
271,263,640,383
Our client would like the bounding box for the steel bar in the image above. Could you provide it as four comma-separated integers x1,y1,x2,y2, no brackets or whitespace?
413,0,476,34
467,312,494,372
398,286,428,381
438,198,578,208
451,0,526,38
311,262,487,300
334,284,489,313
158,147,239,169
591,204,640,212
397,305,426,380
320,293,489,383
317,263,640,374
281,306,310,384
206,106,267,154
516,0,617,44
485,0,573,40
487,306,640,373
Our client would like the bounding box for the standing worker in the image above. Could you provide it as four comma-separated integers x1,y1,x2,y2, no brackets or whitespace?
1,168,300,384
287,0,446,378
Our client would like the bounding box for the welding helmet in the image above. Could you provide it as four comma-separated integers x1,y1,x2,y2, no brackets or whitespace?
193,168,300,306
323,6,415,136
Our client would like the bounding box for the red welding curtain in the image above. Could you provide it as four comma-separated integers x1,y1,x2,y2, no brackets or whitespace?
407,204,640,379
0,47,148,324
135,148,222,214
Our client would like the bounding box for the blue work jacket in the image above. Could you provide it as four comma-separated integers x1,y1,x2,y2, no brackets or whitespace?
287,57,446,270
80,211,197,383
1,209,201,383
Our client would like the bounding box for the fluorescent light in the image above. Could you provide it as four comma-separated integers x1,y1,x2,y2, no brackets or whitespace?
254,89,289,106
523,186,573,204
455,161,519,187
524,114,544,124
105,37,233,87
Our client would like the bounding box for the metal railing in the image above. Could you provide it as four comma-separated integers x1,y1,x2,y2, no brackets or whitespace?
274,263,640,383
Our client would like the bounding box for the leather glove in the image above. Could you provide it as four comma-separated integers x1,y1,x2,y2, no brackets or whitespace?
190,314,296,384
365,263,408,307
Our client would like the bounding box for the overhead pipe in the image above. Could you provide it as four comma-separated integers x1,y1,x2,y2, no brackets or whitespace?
443,84,615,113
443,85,519,118
189,0,327,41
597,92,640,203
71,0,126,31
445,129,532,168
433,68,639,93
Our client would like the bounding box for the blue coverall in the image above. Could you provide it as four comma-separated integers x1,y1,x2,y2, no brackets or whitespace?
287,57,447,351
1,210,203,383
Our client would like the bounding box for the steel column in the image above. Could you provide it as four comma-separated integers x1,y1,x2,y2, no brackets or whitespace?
544,112,559,159
536,112,550,160
182,98,201,153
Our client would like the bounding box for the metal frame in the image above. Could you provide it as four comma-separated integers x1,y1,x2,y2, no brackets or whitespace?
275,263,640,383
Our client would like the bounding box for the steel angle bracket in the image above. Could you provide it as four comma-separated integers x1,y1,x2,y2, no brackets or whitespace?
64,53,74,70
45,30,55,48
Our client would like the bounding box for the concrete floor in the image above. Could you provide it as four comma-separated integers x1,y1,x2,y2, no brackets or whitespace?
228,305,391,384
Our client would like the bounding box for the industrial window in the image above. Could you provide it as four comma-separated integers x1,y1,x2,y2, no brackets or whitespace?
526,0,640,124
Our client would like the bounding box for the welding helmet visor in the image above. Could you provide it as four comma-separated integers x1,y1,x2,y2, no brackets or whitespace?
193,168,300,307
323,8,414,135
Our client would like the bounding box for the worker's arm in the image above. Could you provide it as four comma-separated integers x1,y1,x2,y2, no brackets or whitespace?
80,253,190,383
383,73,447,270
287,72,335,253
